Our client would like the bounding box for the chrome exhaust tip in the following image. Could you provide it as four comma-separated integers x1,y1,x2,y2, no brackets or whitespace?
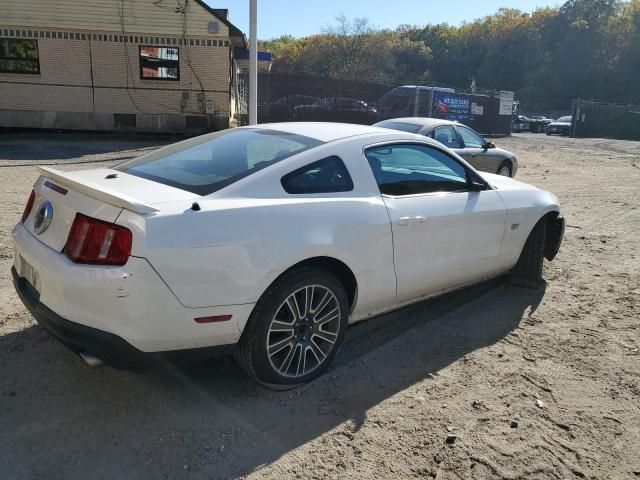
79,352,105,368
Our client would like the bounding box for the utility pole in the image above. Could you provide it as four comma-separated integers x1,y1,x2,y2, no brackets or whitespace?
249,0,257,125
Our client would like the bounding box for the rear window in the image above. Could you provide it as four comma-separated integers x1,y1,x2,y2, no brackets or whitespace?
557,116,572,123
374,121,422,134
115,128,323,195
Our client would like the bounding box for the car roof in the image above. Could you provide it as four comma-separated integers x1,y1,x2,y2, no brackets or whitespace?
376,117,459,130
251,122,398,143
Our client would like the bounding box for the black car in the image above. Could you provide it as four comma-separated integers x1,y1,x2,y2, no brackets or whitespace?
293,97,378,124
262,95,320,123
545,116,572,135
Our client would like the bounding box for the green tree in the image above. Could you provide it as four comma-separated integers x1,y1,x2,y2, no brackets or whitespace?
260,1,640,111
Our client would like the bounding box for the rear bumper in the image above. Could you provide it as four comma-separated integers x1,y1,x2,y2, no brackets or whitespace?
12,222,253,353
545,126,570,135
12,266,234,370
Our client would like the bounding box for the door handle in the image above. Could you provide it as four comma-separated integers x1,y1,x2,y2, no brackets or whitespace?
398,216,425,226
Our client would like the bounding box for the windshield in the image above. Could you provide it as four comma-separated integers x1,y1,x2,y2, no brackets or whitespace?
374,120,422,134
556,116,572,123
115,129,323,195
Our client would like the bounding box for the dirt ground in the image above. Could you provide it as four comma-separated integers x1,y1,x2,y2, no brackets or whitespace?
0,131,638,480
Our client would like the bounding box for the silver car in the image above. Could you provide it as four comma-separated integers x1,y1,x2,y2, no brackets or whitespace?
545,116,572,136
373,117,518,177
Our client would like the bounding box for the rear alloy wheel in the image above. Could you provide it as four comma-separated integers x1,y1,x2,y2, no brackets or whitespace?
236,270,348,388
267,285,341,378
497,161,512,177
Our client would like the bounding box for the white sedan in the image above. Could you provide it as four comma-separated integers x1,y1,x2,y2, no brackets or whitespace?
12,123,564,387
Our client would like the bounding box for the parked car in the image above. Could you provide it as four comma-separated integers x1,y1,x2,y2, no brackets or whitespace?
545,116,572,135
512,115,530,133
12,123,564,387
293,97,378,124
527,115,552,133
374,117,519,177
530,115,551,122
262,94,320,123
512,102,552,133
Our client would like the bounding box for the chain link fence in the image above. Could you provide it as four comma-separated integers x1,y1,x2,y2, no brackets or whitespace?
253,71,513,136
572,98,640,140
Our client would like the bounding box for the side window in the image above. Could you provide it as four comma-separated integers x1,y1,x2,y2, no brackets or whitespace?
139,46,179,80
456,126,485,148
366,144,468,196
281,156,354,194
0,38,40,74
433,126,462,148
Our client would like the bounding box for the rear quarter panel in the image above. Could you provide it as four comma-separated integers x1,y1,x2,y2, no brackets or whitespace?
117,135,401,325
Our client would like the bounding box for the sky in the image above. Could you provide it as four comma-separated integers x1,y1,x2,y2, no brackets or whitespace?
207,0,561,39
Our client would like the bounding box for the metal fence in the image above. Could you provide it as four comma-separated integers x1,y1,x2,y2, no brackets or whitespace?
256,72,389,125
255,71,513,136
572,98,640,140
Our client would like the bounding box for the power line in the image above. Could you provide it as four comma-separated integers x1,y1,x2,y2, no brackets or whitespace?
178,0,207,109
116,0,184,114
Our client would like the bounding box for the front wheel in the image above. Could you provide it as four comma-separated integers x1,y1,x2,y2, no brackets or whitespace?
497,160,513,177
236,269,348,388
509,218,547,289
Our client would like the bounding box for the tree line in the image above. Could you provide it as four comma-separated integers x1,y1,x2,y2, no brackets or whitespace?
259,0,640,112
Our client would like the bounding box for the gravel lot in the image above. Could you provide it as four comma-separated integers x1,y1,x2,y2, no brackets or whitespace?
0,131,639,480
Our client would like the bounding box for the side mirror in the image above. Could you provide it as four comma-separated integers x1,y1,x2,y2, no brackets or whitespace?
484,141,496,150
469,179,487,191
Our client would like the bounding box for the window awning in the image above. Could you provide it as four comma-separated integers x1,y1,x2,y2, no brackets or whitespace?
233,48,272,62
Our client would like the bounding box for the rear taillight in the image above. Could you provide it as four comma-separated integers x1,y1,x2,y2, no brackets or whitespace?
21,190,35,223
63,213,132,265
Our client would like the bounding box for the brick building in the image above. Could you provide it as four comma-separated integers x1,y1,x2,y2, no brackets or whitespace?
0,0,247,133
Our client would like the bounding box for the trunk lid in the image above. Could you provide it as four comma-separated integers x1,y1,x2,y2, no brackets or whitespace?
25,167,198,252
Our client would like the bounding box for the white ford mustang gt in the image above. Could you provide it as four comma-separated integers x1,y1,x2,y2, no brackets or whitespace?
12,123,564,386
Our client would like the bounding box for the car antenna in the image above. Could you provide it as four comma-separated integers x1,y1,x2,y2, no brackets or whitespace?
191,202,201,211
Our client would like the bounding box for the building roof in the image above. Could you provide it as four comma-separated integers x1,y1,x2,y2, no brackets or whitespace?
212,8,229,19
195,0,246,47
2,0,246,44
234,48,273,62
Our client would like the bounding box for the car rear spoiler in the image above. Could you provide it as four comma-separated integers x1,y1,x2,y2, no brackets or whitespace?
37,166,160,215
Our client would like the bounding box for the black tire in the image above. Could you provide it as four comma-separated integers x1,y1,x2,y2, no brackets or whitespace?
497,160,513,177
235,269,348,388
509,218,547,289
